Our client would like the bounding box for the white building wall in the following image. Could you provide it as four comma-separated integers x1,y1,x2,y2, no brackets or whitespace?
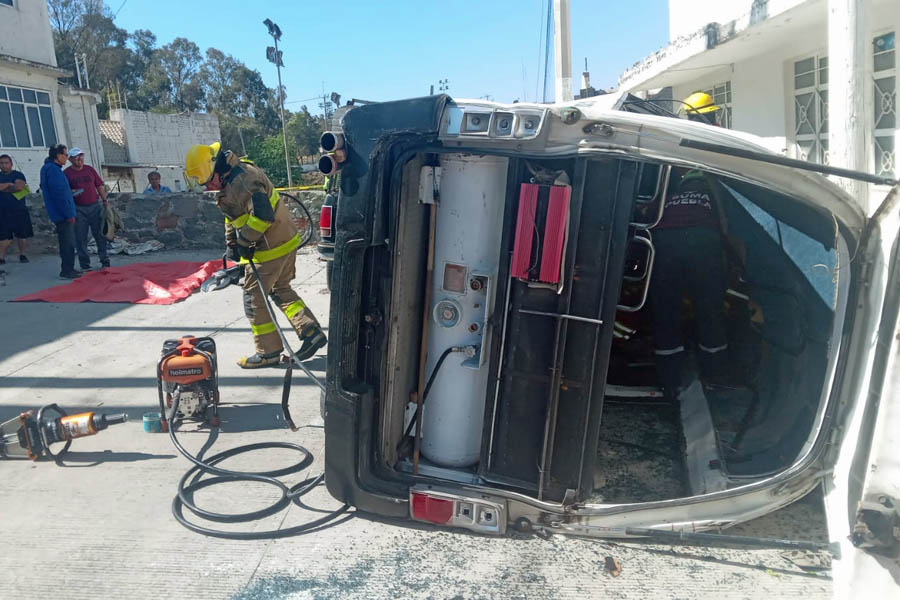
0,69,65,185
652,0,898,210
668,0,809,41
109,109,220,167
0,1,58,66
58,90,104,170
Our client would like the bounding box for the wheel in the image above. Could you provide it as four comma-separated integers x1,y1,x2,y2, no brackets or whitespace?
326,261,333,292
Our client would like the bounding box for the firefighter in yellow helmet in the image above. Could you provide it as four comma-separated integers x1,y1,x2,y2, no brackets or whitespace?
185,142,326,368
681,91,722,126
647,92,732,398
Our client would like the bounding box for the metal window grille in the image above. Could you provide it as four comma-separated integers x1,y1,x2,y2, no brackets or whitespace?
0,85,56,148
793,55,829,164
702,81,732,128
873,32,896,178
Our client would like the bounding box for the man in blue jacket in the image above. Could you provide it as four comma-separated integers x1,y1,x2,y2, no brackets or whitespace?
40,144,80,279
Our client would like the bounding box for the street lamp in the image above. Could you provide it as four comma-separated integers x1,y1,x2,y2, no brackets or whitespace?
264,18,292,188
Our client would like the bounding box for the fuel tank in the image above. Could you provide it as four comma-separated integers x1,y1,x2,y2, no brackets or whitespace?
421,154,509,467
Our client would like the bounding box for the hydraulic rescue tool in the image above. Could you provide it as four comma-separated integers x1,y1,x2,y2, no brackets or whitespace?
157,335,220,429
0,404,127,461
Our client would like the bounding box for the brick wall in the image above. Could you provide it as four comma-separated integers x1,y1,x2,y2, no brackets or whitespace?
109,109,220,167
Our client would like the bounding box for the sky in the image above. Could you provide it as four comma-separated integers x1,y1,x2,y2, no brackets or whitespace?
112,0,670,112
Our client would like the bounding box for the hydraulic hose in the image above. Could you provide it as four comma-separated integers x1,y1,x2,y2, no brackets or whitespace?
279,192,315,250
168,257,348,539
168,385,350,539
402,345,468,441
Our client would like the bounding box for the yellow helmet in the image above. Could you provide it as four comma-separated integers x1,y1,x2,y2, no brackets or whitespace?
184,142,221,187
682,91,720,115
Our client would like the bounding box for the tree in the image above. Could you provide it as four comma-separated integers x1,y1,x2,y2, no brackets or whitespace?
156,37,204,111
47,1,296,160
247,133,297,187
286,107,327,158
48,0,128,94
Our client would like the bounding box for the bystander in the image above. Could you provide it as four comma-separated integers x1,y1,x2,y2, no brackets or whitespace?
0,154,33,264
39,144,79,279
64,147,109,270
143,171,172,194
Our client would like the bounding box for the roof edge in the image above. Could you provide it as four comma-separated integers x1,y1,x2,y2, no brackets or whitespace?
617,0,810,91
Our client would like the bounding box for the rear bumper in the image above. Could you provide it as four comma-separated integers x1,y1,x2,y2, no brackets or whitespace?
317,241,334,262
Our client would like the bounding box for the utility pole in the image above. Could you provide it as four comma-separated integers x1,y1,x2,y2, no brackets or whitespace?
81,53,89,89
264,18,292,188
828,0,869,212
553,0,573,103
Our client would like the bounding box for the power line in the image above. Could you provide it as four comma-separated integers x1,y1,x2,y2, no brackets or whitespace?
113,0,128,18
285,96,324,105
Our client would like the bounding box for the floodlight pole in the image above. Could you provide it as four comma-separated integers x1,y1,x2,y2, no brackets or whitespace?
266,20,292,188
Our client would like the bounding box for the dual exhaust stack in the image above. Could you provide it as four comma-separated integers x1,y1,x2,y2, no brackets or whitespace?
318,131,346,176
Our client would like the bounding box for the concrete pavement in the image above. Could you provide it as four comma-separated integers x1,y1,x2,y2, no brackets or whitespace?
0,250,833,599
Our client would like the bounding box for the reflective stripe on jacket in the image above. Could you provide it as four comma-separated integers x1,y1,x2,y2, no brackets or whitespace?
216,152,299,263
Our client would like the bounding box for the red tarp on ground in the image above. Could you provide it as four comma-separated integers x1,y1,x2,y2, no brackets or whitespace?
12,261,225,305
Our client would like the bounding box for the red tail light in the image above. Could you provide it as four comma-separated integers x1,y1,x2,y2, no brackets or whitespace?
411,492,453,524
319,205,333,238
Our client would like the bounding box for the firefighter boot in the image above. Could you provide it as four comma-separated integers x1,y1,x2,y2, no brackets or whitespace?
294,326,327,362
237,350,283,369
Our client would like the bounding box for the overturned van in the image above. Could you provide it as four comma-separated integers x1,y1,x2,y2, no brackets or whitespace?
321,95,900,577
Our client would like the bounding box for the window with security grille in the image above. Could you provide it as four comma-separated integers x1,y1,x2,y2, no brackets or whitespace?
873,31,896,178
0,85,56,148
793,55,828,164
702,81,732,128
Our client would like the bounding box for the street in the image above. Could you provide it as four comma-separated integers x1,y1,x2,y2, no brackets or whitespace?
0,250,834,599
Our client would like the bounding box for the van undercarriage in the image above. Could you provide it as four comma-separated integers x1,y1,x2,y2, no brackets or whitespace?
323,98,856,537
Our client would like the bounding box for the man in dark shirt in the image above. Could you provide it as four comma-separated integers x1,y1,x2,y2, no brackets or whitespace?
0,154,33,264
63,147,109,270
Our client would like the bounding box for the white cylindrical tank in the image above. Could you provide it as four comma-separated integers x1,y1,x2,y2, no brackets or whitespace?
421,153,509,467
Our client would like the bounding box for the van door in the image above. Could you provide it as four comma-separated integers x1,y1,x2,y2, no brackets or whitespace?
825,185,900,596
479,157,639,502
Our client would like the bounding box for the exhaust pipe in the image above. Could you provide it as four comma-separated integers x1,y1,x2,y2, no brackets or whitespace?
320,131,344,152
318,149,347,175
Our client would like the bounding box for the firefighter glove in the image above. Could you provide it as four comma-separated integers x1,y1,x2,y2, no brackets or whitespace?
237,244,255,260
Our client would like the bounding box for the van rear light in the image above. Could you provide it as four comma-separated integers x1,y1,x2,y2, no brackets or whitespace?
409,488,506,534
320,205,333,238
411,493,453,524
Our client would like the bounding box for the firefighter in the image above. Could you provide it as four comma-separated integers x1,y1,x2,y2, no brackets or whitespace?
649,93,730,396
184,143,326,368
681,91,721,126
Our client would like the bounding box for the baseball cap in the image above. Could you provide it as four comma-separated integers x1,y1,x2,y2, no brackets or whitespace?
68,147,85,158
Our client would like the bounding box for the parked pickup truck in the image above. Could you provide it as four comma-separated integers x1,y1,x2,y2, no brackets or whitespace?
318,93,900,593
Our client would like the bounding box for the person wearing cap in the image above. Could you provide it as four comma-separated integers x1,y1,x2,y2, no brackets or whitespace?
63,147,109,270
